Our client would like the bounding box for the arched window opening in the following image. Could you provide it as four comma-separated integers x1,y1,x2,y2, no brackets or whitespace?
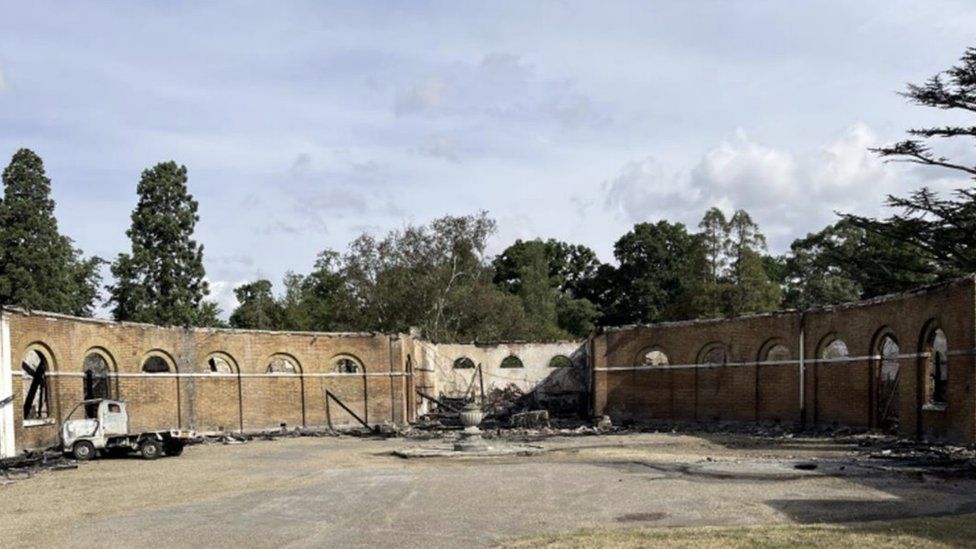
207,354,235,374
83,352,112,400
926,328,948,405
877,334,901,429
765,344,791,363
83,351,114,418
21,349,49,421
334,355,363,374
500,355,524,369
267,356,299,374
698,344,728,366
142,355,171,373
453,357,476,369
640,348,669,367
821,339,849,360
549,355,573,368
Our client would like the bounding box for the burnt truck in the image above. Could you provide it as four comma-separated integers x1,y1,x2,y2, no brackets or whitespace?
60,399,196,460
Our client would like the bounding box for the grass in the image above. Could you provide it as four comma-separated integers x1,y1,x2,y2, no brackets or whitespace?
499,513,976,548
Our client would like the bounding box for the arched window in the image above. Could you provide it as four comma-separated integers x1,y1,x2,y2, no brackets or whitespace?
698,344,728,366
879,335,900,381
21,349,49,421
549,355,573,368
142,356,171,373
764,344,791,362
640,348,669,367
267,355,299,374
500,355,523,369
333,355,364,374
207,353,236,374
925,328,948,405
83,351,113,400
821,339,849,360
877,334,901,427
453,357,476,369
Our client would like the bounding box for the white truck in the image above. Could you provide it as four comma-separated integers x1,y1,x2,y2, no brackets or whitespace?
60,399,196,461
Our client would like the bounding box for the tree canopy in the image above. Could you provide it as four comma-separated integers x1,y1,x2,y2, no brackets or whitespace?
845,46,976,280
108,161,216,326
0,149,102,316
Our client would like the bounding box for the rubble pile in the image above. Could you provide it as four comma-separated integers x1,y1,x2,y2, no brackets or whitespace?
0,448,77,485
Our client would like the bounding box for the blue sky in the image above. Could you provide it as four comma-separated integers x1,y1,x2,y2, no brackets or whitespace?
1,1,974,316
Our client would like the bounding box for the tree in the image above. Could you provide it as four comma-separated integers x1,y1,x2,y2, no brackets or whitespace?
492,239,601,337
784,220,937,308
511,242,565,339
229,279,283,329
723,210,781,316
676,209,782,318
0,148,102,316
682,208,731,318
276,251,358,331
845,46,976,277
699,207,729,281
108,161,214,326
285,212,539,341
596,221,698,325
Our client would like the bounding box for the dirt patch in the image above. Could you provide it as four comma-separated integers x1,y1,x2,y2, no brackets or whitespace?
615,512,668,523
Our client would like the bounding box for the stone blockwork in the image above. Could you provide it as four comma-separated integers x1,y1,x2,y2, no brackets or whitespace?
414,340,589,415
591,276,976,444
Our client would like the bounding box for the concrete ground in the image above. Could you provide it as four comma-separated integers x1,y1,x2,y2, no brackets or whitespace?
3,432,976,548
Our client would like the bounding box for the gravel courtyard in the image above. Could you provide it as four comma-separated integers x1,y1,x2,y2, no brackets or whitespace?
4,432,976,548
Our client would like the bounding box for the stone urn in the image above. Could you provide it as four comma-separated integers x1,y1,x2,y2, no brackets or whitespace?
454,401,489,452
459,402,485,429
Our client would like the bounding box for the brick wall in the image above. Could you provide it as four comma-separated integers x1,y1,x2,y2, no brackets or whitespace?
592,277,976,444
5,275,975,453
2,311,412,452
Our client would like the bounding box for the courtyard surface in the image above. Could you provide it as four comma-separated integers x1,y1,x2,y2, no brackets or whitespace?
3,432,976,548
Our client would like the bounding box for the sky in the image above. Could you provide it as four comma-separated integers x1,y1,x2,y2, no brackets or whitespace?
1,1,974,317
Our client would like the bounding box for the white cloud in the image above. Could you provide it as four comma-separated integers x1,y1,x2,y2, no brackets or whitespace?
604,123,943,250
205,278,248,319
0,65,6,92
603,156,701,224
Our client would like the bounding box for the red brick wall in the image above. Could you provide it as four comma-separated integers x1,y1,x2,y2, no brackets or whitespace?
592,277,976,444
4,311,412,452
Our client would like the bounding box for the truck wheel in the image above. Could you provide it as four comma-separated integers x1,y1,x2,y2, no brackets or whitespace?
72,440,95,461
164,441,185,457
139,438,163,460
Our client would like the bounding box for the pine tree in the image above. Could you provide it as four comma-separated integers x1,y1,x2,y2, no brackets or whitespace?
514,242,566,339
687,208,731,318
109,161,212,326
845,46,976,276
0,148,102,315
699,207,730,281
725,210,781,316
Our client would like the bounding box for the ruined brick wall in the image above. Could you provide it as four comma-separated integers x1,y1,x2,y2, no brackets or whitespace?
5,275,974,454
592,277,976,444
416,341,588,416
2,310,411,453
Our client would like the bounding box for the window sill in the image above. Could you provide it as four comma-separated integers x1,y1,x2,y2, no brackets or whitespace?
922,403,948,413
23,418,55,428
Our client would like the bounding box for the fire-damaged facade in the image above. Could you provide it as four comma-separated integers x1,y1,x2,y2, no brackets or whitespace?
1,275,976,457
